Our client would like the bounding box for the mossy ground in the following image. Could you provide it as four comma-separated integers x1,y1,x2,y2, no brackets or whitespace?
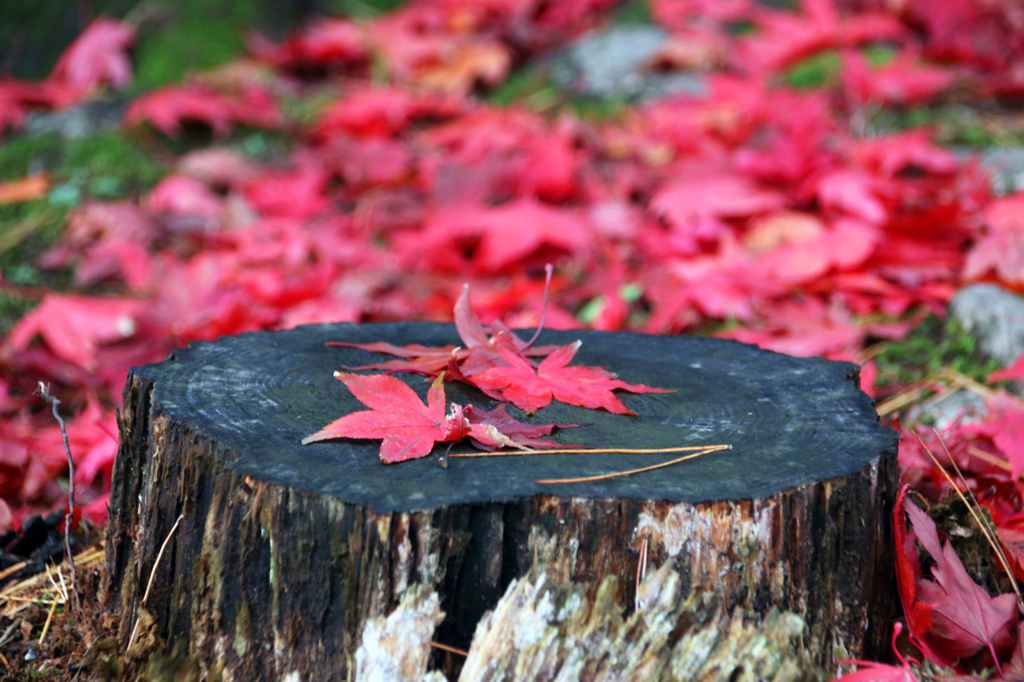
872,314,1002,392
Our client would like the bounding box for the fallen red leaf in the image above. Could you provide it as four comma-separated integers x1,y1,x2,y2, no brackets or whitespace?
464,404,576,451
963,193,1024,288
302,372,469,463
6,294,141,371
471,340,671,415
900,488,1018,668
123,84,282,137
48,17,135,92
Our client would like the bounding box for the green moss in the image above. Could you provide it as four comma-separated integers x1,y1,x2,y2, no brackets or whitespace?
613,0,652,24
867,104,1024,148
872,314,1002,389
923,494,1016,596
489,67,560,109
63,132,166,196
0,128,165,332
130,0,261,92
863,44,898,68
784,50,842,90
0,133,64,182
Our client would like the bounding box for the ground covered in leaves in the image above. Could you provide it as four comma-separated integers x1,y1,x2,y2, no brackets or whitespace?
5,0,1024,678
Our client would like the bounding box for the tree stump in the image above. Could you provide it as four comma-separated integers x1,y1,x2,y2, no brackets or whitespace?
102,322,898,681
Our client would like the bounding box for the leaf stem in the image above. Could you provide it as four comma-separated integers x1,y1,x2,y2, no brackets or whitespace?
522,263,553,350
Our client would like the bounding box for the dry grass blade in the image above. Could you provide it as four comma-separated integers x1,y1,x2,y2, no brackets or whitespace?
127,514,183,651
876,386,928,417
635,534,650,611
37,591,59,647
912,428,1022,608
938,367,996,400
535,444,731,485
0,545,104,620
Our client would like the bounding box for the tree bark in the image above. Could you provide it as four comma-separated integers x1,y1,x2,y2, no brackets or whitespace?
102,322,898,681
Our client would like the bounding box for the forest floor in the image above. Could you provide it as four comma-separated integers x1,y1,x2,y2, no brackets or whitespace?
5,0,1024,679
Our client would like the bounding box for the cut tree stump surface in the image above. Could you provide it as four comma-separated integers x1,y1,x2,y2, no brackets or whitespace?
104,322,899,681
128,322,893,510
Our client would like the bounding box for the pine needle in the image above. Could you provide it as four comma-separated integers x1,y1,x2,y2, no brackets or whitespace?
536,444,731,485
448,444,731,458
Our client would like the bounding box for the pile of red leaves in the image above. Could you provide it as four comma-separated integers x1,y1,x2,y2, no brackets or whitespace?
4,0,1024,675
305,280,669,461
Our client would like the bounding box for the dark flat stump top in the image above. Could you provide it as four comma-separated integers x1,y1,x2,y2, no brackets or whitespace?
131,322,897,513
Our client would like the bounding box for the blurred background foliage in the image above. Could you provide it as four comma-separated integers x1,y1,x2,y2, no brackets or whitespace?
0,0,402,88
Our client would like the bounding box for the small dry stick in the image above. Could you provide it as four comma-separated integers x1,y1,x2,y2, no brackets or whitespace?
127,514,183,650
430,641,469,657
37,591,59,648
34,382,78,612
536,445,731,485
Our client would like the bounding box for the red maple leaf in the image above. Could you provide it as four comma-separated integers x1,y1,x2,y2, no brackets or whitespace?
408,199,593,274
900,488,1018,668
302,372,469,463
329,283,556,377
48,17,135,92
470,341,671,414
464,404,577,451
963,193,1024,288
330,341,460,375
123,84,282,137
960,396,1024,484
842,50,954,107
6,294,141,371
744,0,904,71
894,485,960,669
250,18,367,70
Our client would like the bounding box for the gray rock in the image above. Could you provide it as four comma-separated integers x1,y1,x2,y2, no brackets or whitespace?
550,24,707,100
25,97,126,139
977,147,1024,196
950,284,1024,366
909,389,988,430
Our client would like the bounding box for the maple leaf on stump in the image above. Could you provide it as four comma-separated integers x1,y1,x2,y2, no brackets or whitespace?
302,372,468,463
464,404,577,451
470,340,673,414
302,371,576,462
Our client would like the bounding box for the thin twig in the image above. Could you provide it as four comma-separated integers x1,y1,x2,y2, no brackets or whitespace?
536,445,731,485
0,619,20,649
430,641,469,657
127,514,183,650
34,382,78,612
